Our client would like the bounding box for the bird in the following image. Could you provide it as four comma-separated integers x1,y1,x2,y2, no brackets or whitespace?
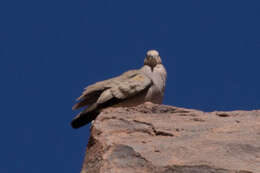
71,50,167,129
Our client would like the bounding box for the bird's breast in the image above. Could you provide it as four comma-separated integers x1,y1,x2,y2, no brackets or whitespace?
142,65,167,104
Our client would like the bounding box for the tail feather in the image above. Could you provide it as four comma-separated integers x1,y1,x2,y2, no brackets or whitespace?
71,111,99,129
71,104,99,129
71,97,122,129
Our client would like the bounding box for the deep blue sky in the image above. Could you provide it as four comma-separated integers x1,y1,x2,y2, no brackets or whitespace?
1,1,260,172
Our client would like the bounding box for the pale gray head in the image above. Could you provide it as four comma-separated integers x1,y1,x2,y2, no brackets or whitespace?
144,50,162,68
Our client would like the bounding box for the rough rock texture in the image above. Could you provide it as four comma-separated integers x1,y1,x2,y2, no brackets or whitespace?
80,103,260,173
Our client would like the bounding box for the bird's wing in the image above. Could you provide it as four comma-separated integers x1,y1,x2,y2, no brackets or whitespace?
72,78,113,110
97,71,152,104
72,70,149,110
71,70,152,128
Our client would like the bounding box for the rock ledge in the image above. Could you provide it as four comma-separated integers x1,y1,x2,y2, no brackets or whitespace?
80,103,260,173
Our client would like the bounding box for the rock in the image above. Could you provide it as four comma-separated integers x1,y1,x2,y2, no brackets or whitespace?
80,103,260,173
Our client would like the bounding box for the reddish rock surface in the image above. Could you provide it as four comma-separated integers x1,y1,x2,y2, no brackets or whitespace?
80,103,260,173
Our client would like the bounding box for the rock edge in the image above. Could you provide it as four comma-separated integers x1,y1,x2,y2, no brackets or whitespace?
80,103,260,173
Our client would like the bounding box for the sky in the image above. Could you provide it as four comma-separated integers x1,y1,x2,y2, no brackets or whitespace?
0,1,260,172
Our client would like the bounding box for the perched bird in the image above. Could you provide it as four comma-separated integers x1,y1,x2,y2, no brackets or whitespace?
71,50,167,129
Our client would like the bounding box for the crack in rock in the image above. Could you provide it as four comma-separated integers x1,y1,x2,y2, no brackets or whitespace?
98,116,174,137
133,120,174,137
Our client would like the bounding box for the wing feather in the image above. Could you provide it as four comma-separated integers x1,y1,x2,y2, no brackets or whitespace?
72,70,143,109
71,70,152,128
110,72,152,99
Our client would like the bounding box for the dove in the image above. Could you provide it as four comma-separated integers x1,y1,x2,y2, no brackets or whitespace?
71,50,167,129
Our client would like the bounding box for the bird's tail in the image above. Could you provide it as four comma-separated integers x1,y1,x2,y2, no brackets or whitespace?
71,104,99,129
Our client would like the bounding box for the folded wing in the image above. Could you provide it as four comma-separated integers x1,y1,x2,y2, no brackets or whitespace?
71,70,152,128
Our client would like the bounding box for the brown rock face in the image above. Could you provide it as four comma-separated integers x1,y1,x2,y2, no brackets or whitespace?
80,103,260,173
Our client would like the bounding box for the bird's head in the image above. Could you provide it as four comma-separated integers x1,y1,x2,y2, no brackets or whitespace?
144,50,162,68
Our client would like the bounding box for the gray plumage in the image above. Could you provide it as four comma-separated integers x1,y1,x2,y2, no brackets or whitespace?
71,50,167,129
